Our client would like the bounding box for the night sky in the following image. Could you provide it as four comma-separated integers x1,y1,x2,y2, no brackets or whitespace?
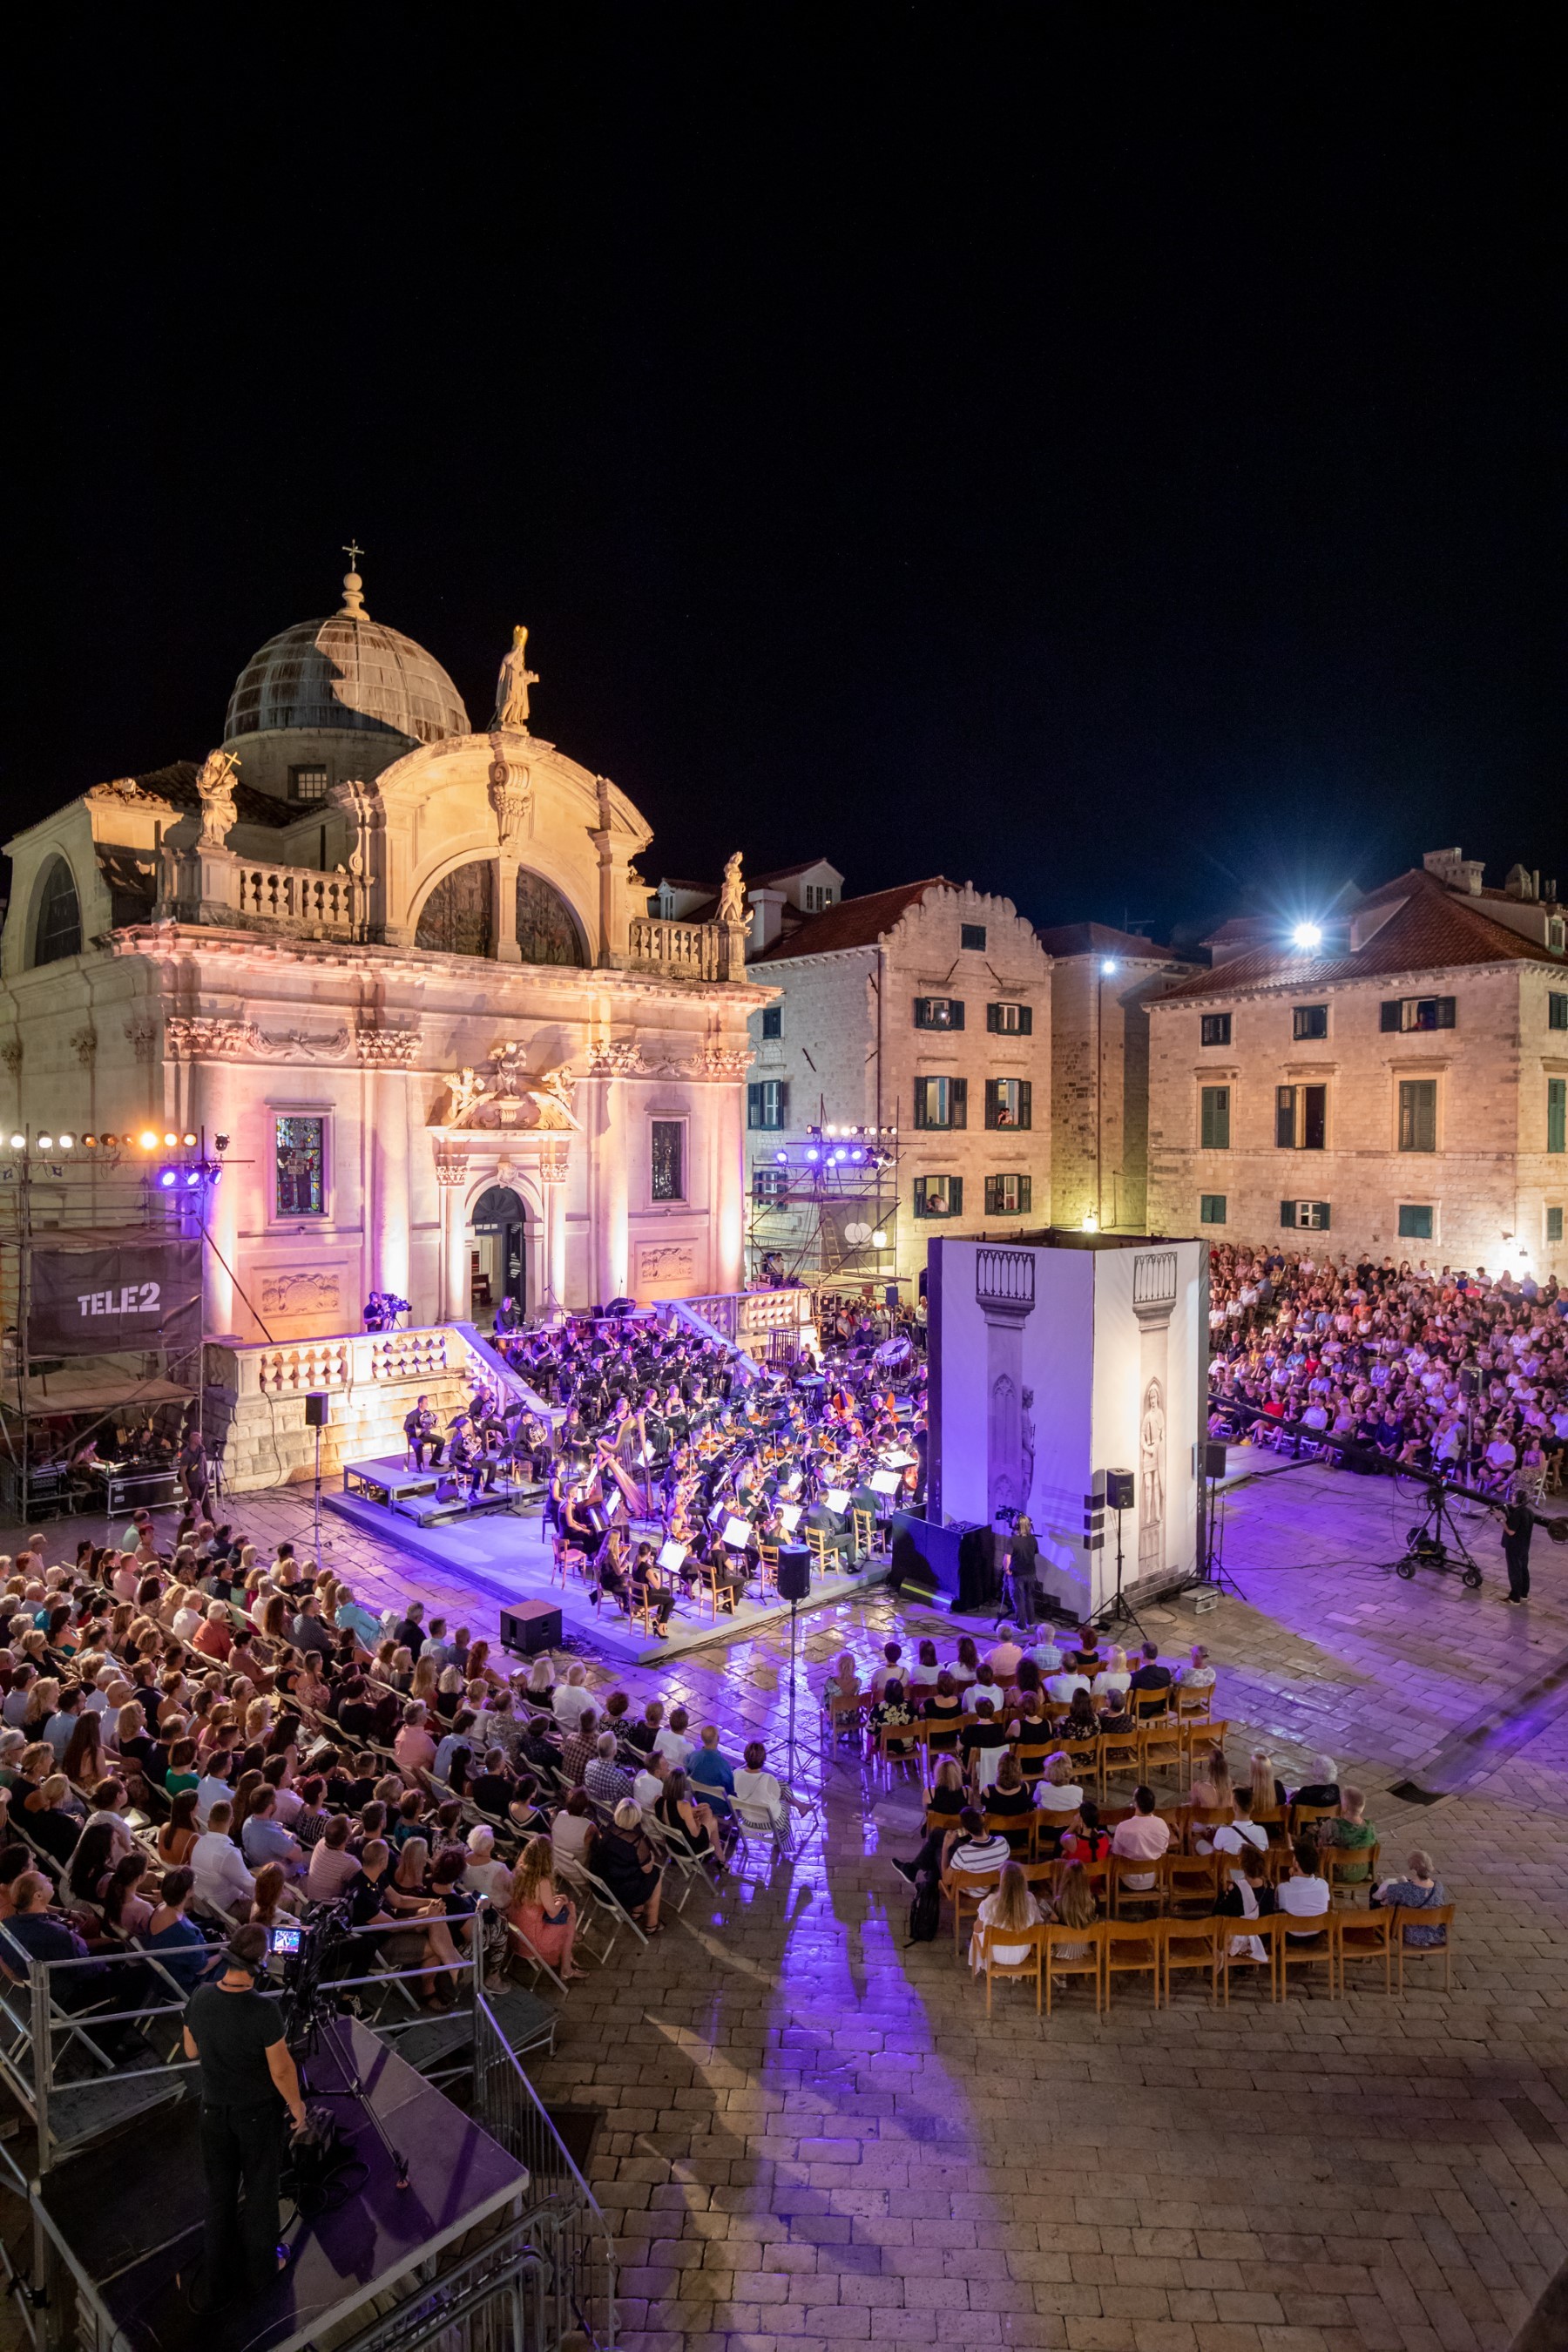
12,11,1564,949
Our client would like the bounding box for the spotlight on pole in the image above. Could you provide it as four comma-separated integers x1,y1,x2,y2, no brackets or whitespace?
871,1227,888,1248
1293,922,1322,950
57,1133,73,1150
37,1135,53,1152
8,1134,24,1152
139,1130,158,1150
1101,957,1118,975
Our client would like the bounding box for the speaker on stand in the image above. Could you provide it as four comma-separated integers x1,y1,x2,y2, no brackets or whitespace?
1096,1468,1145,1640
305,1394,329,1569
774,1545,818,1796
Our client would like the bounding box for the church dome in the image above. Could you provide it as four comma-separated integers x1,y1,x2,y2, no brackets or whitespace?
223,566,470,748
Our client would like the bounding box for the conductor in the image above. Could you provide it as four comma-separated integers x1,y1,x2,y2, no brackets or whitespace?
182,1924,308,2304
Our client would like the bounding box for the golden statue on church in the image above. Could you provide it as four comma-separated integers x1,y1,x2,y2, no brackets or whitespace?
490,625,539,731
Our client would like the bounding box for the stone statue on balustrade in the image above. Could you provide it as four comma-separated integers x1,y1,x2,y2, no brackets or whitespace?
490,625,539,731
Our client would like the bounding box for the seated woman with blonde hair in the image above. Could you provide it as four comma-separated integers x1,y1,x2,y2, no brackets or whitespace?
970,1858,1045,1975
509,1833,584,1980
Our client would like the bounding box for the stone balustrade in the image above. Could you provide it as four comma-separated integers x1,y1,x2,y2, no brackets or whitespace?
624,916,745,982
156,843,368,939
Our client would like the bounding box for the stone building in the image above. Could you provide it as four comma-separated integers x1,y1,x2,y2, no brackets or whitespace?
1034,923,1198,1233
0,563,763,1348
740,876,1052,1282
1146,850,1568,1276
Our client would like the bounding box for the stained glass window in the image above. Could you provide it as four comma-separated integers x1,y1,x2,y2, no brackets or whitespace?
651,1119,686,1202
276,1116,326,1216
416,862,495,957
515,871,586,967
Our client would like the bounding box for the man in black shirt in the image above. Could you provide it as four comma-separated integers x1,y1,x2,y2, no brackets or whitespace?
1502,1490,1538,1604
1128,1643,1173,1717
183,1925,307,2304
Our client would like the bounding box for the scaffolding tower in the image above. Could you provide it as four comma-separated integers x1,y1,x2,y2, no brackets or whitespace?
745,1124,902,1290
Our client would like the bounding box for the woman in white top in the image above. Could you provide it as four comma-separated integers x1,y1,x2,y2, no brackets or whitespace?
733,1740,810,1830
462,1826,514,1906
971,1861,1044,1973
1034,1752,1085,1823
552,1664,595,1730
170,1591,204,1645
905,1639,941,1695
1092,1646,1132,1698
1175,1644,1216,1690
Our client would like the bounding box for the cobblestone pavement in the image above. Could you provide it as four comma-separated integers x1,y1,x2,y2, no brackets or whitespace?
8,1456,1567,2352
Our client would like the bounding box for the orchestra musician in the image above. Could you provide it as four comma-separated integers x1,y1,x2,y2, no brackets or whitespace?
403,1396,443,1469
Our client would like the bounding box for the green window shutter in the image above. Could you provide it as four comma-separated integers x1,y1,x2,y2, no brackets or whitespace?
1200,1086,1230,1150
1017,1175,1031,1213
747,1083,761,1127
1549,1078,1567,1154
950,1176,963,1214
1436,997,1456,1029
1017,1004,1032,1036
1276,1087,1296,1148
1315,1202,1331,1229
950,1000,965,1031
1017,1080,1032,1130
1399,1079,1436,1152
1281,1200,1296,1228
1380,1001,1401,1032
950,1077,968,1129
985,1002,999,1033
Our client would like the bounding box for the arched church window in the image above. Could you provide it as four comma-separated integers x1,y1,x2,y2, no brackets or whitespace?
416,862,495,958
32,857,82,966
471,1186,525,1231
515,870,586,967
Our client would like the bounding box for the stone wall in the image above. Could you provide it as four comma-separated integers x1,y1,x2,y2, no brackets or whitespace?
1050,953,1191,1231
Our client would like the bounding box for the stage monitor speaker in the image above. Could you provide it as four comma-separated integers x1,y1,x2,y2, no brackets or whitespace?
305,1393,330,1428
1105,1467,1135,1511
1203,1443,1227,1480
776,1545,811,1602
500,1600,563,1657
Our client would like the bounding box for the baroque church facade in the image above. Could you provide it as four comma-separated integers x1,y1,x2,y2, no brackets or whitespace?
0,564,762,1346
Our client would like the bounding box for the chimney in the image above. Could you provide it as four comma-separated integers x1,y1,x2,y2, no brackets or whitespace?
1423,848,1484,895
749,887,787,952
1505,862,1536,902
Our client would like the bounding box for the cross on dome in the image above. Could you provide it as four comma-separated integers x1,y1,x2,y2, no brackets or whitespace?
340,540,367,616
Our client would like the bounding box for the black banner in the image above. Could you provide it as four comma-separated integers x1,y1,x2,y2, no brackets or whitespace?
28,1240,203,1359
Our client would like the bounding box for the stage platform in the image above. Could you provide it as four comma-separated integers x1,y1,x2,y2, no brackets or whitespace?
341,1451,547,1527
324,1484,887,1664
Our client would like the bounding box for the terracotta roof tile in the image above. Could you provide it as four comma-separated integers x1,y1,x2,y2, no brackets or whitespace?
1156,868,1565,1003
1035,921,1182,962
750,877,956,963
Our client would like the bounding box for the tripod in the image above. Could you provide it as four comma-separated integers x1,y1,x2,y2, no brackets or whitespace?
1096,1504,1146,1641
292,2003,410,2193
781,1597,820,1799
312,1418,324,1571
1188,1468,1247,1603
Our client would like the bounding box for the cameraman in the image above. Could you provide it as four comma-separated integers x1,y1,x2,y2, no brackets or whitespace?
182,1924,307,2303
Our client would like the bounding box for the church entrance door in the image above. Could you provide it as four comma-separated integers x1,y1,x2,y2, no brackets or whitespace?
470,1186,527,1321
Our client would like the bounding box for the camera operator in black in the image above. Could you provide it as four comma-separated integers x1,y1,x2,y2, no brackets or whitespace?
1503,1487,1540,1605
182,1923,307,2302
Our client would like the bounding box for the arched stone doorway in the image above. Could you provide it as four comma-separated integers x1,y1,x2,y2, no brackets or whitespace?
470,1184,527,1318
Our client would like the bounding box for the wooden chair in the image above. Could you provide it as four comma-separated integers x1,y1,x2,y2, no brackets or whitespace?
1323,1843,1380,1905
1063,1736,1100,1783
1139,1720,1184,1785
950,1868,995,1956
1220,1913,1277,2004
1160,1916,1222,2006
1166,1854,1220,1917
1043,1919,1105,2014
1048,1852,1112,1912
1111,1854,1170,1919
1104,1919,1162,2007
1277,1914,1336,1998
1014,1738,1053,1781
755,1544,780,1598
806,1525,841,1578
875,1724,923,1792
1175,1679,1214,1720
983,1809,1036,1860
852,1507,879,1562
1334,1905,1395,1995
1097,1727,1142,1795
1252,1802,1289,1851
1290,1801,1339,1842
975,1918,1045,2017
1393,1903,1455,1993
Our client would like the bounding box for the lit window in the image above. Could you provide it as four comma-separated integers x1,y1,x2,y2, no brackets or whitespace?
753,1167,788,1204
1380,995,1456,1032
986,1002,1031,1035
1280,1199,1331,1231
914,1174,963,1218
1293,1004,1328,1040
275,1116,326,1217
1200,1193,1227,1225
1200,1012,1232,1047
651,1120,686,1201
913,1076,967,1130
983,1173,1031,1215
289,766,328,802
914,997,964,1030
983,1078,1031,1130
1276,1084,1327,1150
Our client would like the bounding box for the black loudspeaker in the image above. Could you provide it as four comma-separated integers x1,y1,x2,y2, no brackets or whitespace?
1105,1468,1135,1511
776,1545,811,1602
500,1600,563,1656
305,1393,330,1428
1458,1367,1481,1400
1204,1443,1228,1480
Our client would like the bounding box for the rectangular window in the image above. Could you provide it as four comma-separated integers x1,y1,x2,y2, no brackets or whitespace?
1549,917,1565,955
1275,1083,1326,1149
1293,1004,1328,1040
760,1004,782,1039
913,996,965,1030
651,1120,686,1202
960,923,987,951
1397,1203,1435,1240
803,883,835,912
1199,1193,1227,1225
1548,1206,1564,1243
1381,995,1456,1032
1550,1078,1566,1155
274,1116,326,1217
1398,1078,1438,1153
752,1167,788,1204
1550,993,1568,1031
985,1000,1032,1035
1200,1013,1232,1047
984,1077,1031,1129
913,1075,967,1129
983,1173,1031,1215
747,1079,788,1130
913,1174,963,1218
288,765,328,802
1280,1199,1331,1231
1200,1085,1230,1151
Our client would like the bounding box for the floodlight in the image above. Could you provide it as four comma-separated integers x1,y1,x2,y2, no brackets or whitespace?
805,1148,820,1163
1081,1212,1099,1232
774,1150,787,1164
1101,958,1119,975
36,1135,53,1151
57,1133,73,1150
871,1228,888,1248
182,1132,197,1147
1293,922,1322,950
8,1134,24,1151
139,1130,158,1150
159,1167,178,1188
185,1169,202,1187
83,1133,98,1148
163,1131,178,1148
